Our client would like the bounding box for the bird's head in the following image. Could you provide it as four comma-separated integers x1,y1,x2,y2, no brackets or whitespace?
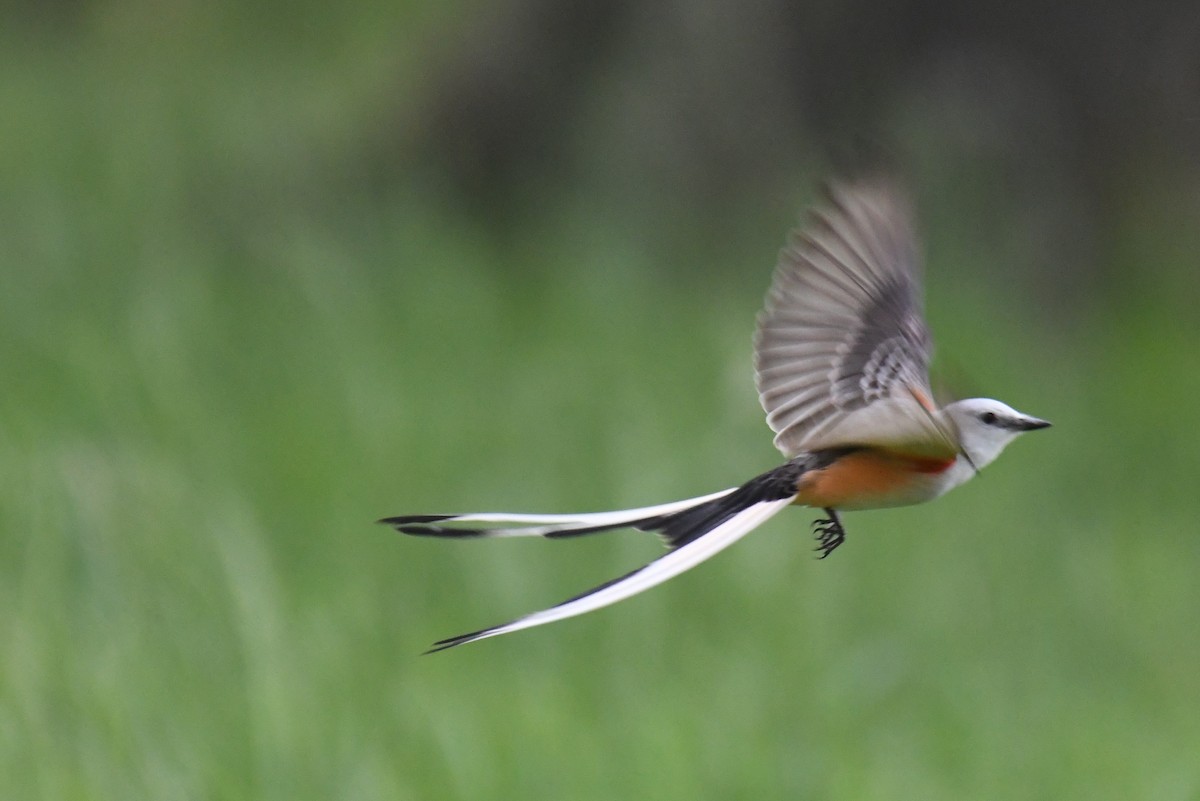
943,398,1051,470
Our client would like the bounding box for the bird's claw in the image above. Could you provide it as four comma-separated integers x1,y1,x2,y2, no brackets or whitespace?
812,517,846,559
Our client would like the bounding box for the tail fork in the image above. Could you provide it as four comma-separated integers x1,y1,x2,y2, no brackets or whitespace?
384,458,816,651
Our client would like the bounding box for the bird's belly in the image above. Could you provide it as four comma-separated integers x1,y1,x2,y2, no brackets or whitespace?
793,449,959,511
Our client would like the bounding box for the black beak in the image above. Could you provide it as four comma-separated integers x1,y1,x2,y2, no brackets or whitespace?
1017,416,1052,431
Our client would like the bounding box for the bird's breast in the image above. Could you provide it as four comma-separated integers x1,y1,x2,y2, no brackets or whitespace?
793,448,961,510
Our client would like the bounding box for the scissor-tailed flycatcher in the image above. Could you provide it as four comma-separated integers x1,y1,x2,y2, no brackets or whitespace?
383,179,1050,652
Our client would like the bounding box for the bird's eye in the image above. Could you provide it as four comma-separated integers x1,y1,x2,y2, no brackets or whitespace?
980,412,997,425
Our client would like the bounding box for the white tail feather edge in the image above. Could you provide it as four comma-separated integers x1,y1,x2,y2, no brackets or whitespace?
426,487,738,538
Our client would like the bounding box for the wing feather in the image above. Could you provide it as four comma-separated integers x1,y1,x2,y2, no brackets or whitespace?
754,179,952,457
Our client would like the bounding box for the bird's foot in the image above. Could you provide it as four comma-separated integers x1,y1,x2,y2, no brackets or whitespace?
812,511,846,559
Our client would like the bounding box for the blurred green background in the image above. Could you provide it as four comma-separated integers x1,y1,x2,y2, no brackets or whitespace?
3,1,1200,799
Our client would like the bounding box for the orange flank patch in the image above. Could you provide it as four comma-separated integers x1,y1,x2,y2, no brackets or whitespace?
793,448,956,509
907,454,957,474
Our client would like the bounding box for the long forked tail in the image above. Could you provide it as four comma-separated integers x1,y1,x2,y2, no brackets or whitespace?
380,460,808,651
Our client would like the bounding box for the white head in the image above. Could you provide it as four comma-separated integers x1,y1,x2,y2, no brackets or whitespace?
943,398,1051,471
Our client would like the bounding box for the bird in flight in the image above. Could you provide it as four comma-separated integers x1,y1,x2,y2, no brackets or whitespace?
383,178,1050,652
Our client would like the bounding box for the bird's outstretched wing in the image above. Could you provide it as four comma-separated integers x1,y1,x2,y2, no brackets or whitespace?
754,179,955,458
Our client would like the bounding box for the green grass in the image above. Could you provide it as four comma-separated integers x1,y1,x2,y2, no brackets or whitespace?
3,10,1200,800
